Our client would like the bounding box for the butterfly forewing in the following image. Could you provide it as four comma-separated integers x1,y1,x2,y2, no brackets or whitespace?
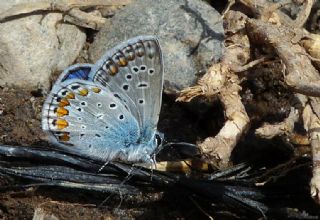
89,36,163,140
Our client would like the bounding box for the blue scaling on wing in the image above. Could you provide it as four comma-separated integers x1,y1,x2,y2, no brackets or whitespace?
56,64,95,85
62,67,91,81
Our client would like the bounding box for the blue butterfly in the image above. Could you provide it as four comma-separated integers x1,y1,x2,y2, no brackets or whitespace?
42,36,164,163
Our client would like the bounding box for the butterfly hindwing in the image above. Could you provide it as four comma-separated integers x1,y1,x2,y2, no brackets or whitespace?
42,79,141,161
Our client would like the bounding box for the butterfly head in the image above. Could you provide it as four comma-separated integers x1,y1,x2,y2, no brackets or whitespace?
149,131,164,160
155,131,164,149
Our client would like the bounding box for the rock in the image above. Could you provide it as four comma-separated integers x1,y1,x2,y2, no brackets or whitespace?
89,0,224,91
0,4,86,89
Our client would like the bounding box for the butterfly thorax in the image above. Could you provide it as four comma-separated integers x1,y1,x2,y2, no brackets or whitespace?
117,130,160,162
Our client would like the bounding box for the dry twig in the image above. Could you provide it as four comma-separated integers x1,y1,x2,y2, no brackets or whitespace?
255,107,299,139
177,11,251,167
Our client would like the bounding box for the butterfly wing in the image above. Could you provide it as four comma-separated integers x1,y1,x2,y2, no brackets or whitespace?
89,36,163,140
42,79,141,161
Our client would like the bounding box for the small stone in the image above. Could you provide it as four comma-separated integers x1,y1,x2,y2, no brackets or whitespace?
0,4,86,89
89,0,224,91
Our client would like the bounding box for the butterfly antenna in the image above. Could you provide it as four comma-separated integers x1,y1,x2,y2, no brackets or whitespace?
162,142,198,149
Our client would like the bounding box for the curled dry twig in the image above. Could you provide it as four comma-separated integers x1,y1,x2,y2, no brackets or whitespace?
177,11,251,167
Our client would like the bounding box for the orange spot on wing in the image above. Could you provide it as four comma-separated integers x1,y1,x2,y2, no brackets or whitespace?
58,98,70,107
78,88,88,96
59,132,70,142
118,57,128,67
92,87,101,93
65,92,75,99
55,119,69,130
56,107,69,117
110,65,118,75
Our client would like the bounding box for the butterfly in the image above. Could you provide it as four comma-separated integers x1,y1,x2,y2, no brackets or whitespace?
42,36,164,163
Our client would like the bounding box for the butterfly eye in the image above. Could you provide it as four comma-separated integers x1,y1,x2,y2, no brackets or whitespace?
155,134,162,146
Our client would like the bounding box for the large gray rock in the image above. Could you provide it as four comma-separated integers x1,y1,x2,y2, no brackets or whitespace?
89,0,224,91
0,5,86,89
